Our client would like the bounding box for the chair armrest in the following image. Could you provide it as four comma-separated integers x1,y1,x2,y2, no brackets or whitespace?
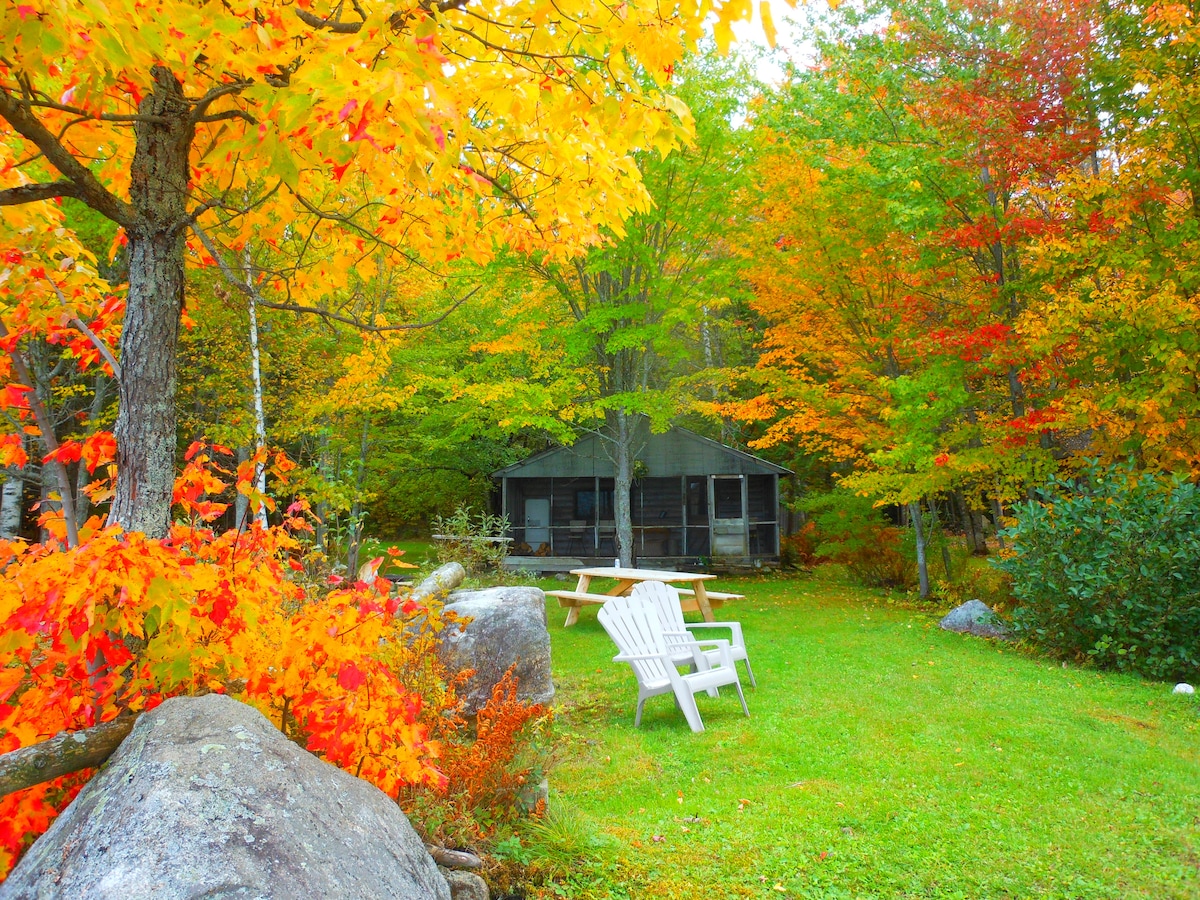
658,633,731,670
685,621,745,646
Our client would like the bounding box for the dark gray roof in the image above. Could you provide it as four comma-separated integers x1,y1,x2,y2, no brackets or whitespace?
492,424,791,479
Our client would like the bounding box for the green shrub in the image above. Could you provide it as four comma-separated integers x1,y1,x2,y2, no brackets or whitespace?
994,460,1200,681
432,505,511,575
803,490,918,591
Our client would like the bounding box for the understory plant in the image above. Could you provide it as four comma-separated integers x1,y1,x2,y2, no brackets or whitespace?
433,505,511,575
995,459,1200,681
0,447,548,877
802,490,919,591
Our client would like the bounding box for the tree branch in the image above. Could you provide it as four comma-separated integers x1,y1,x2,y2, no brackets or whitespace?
192,222,478,333
0,180,85,206
45,277,123,383
253,287,479,332
195,108,259,126
297,0,470,32
0,90,135,227
0,715,138,799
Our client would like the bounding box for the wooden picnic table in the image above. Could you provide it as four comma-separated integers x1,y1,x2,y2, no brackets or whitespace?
546,566,742,627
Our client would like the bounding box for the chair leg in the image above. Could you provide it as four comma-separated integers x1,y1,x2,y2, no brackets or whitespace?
733,680,750,718
742,657,756,688
676,688,705,732
635,695,647,728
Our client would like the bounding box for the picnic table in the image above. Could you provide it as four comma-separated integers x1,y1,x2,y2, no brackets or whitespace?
545,566,744,627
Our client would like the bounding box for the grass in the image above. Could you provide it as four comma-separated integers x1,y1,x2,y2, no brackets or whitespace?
521,567,1200,899
355,537,440,571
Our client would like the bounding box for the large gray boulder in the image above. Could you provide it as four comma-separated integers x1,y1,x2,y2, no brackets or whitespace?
0,694,450,900
441,586,554,715
938,599,1011,640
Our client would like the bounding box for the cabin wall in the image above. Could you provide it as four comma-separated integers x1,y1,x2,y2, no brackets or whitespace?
498,473,781,560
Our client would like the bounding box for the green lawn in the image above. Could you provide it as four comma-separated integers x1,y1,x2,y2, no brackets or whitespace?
525,568,1200,899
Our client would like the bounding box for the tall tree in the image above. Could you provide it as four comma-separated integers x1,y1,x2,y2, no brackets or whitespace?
0,0,752,536
503,52,763,564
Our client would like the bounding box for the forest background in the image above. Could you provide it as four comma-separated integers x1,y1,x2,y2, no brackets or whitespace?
4,0,1198,569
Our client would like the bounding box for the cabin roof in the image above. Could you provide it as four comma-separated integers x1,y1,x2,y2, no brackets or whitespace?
492,424,791,479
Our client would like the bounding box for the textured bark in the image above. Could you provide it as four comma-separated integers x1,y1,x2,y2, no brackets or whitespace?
0,716,137,799
910,500,929,599
108,68,194,537
611,408,634,567
0,471,21,538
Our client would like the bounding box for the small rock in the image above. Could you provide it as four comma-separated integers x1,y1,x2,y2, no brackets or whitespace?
1174,683,1195,695
938,599,1010,640
441,868,490,900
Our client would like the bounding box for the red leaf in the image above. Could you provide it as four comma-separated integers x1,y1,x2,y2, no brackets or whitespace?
44,441,82,466
337,662,366,691
81,431,116,473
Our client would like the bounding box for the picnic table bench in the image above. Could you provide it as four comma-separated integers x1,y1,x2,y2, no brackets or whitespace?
547,566,744,626
545,589,735,620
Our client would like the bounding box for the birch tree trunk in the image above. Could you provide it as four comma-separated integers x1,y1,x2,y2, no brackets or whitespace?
245,253,268,528
0,470,22,539
611,409,634,567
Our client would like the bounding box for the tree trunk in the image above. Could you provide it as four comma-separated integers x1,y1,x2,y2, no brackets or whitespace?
611,409,634,567
990,496,1006,550
909,500,929,599
928,499,953,579
0,470,22,538
73,374,112,530
245,249,269,528
346,418,370,576
108,67,193,538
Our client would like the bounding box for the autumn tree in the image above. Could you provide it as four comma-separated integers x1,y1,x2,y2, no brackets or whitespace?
497,51,764,564
735,0,1100,538
0,0,756,537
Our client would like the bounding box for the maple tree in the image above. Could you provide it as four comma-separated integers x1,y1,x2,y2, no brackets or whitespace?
732,0,1101,534
461,51,765,563
1019,0,1200,472
0,0,762,538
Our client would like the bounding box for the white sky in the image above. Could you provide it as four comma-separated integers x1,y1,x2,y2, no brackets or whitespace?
729,0,818,86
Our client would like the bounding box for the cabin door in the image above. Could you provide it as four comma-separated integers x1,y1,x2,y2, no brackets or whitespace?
709,476,748,556
524,498,551,548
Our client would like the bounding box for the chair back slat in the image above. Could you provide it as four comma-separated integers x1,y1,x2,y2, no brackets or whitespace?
631,581,687,630
598,595,672,684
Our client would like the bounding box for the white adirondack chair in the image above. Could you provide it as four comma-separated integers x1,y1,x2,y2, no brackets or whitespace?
631,581,757,687
597,594,749,733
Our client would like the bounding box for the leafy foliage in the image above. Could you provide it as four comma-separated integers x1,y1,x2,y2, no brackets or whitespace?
0,448,546,877
995,460,1200,681
802,491,918,591
432,504,511,575
403,664,553,848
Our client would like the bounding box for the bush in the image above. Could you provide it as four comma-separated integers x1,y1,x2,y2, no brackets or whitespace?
432,505,511,575
803,490,918,591
994,460,1200,681
0,449,546,876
